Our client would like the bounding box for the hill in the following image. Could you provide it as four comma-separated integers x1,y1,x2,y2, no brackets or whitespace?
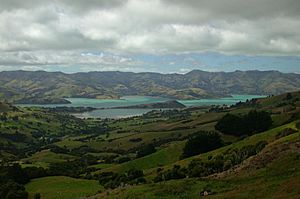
0,70,299,103
110,100,186,109
93,129,300,198
1,91,300,198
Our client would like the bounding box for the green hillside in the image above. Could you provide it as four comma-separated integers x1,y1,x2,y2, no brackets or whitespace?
1,91,300,199
25,176,103,199
93,124,300,198
0,70,299,103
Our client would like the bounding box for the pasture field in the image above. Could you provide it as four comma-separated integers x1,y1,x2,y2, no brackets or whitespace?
22,150,77,164
25,176,103,199
99,140,186,174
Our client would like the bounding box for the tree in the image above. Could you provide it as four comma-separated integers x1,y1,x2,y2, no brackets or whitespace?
34,193,41,199
215,110,272,136
0,182,28,199
126,169,143,181
286,92,292,100
0,164,29,184
215,114,242,135
136,144,156,158
182,131,223,158
243,110,272,135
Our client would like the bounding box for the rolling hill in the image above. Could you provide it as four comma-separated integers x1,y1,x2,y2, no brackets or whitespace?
1,91,300,198
0,70,299,103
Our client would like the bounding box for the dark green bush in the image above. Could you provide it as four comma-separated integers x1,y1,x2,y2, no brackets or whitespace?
182,131,223,158
98,169,145,189
215,110,272,136
136,144,156,158
154,141,268,182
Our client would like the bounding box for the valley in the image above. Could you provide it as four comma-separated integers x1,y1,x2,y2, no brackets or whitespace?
1,1,299,198
18,95,266,118
1,90,300,198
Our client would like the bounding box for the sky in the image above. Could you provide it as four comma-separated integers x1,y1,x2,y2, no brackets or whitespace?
0,0,300,73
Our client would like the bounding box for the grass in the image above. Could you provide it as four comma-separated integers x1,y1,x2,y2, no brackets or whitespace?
88,129,195,152
20,162,49,169
89,163,115,169
100,141,186,174
22,150,77,164
25,176,103,199
55,139,85,149
143,120,299,177
95,129,300,199
99,132,137,140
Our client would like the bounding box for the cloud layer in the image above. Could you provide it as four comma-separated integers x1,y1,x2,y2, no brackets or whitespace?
0,0,299,72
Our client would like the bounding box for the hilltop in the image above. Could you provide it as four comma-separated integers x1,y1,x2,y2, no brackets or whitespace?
0,70,299,104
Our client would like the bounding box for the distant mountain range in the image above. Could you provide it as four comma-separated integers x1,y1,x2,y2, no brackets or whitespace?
0,70,299,104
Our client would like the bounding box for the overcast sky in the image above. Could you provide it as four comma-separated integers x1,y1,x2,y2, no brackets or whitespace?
0,0,299,73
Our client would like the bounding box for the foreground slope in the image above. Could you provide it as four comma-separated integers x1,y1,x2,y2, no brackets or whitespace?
91,121,300,199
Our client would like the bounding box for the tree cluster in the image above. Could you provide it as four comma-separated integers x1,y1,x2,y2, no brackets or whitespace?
97,169,145,189
0,164,29,199
182,131,223,158
215,110,272,136
136,144,156,158
155,141,267,182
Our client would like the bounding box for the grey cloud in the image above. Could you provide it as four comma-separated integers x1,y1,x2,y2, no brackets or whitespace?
0,50,139,67
0,0,299,72
162,0,300,20
0,0,125,12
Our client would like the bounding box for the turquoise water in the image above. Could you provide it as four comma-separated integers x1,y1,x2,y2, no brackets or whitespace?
19,95,266,118
73,108,162,119
20,96,168,108
66,96,169,108
178,95,265,107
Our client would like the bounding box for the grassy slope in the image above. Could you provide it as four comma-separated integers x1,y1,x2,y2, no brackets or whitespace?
0,105,107,161
52,92,299,175
56,110,221,154
102,150,300,199
4,92,300,198
142,121,299,177
25,176,103,199
98,141,186,174
93,122,300,199
22,149,77,164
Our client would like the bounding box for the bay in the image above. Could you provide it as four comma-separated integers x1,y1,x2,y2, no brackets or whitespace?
19,95,266,118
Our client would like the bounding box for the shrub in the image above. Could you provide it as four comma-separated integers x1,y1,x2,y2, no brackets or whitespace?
182,131,223,158
0,165,29,199
34,193,41,199
0,182,28,199
98,169,145,189
155,141,268,182
215,110,272,136
129,138,142,142
23,167,48,179
136,144,156,158
154,165,186,182
118,157,131,163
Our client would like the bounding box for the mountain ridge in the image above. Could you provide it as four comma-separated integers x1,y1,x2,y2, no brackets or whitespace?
0,70,299,104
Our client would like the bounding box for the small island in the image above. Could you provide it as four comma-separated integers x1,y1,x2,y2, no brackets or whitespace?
110,100,186,109
14,98,71,105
